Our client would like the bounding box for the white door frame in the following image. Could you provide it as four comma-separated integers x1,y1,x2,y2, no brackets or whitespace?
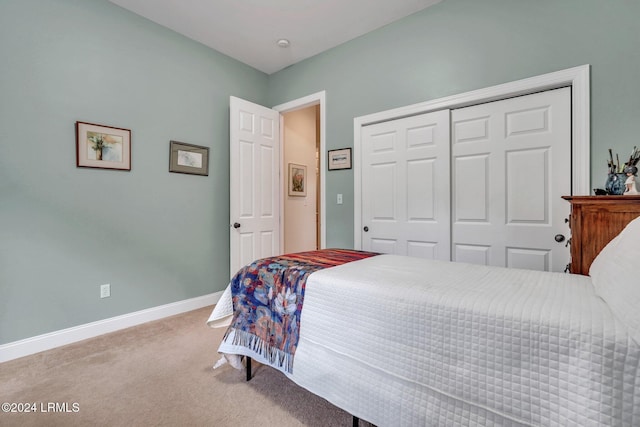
273,91,327,250
353,65,590,249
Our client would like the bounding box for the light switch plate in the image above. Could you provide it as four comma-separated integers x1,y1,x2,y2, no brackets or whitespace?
100,284,111,299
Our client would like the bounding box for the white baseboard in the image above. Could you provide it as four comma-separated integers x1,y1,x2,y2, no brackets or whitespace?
0,291,222,364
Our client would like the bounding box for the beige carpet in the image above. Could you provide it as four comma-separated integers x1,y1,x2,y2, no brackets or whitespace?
0,306,371,427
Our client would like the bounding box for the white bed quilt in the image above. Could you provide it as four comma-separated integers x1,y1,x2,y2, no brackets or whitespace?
210,254,640,426
291,255,639,426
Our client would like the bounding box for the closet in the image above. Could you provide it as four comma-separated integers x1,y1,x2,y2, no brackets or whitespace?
360,87,572,272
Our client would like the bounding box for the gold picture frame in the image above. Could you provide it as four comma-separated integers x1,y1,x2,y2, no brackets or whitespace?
288,163,307,196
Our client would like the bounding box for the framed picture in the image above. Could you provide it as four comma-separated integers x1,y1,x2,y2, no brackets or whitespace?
288,163,307,196
169,141,209,176
76,121,131,170
328,148,352,170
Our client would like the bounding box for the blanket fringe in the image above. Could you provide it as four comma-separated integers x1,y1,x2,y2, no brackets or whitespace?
225,328,294,373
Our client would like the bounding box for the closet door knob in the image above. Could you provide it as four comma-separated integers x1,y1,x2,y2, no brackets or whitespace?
363,226,369,232
233,222,241,229
554,234,565,243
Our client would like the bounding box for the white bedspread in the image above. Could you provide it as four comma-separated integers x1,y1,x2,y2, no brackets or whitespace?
207,285,233,328
210,255,640,426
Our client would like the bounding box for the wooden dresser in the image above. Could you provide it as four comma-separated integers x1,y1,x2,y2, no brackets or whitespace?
562,195,640,275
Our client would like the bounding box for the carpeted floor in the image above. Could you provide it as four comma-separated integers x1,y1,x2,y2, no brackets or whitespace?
0,306,370,426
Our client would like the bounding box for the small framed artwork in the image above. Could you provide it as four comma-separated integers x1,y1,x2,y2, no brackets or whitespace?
288,163,307,196
169,141,209,176
328,148,352,170
76,121,131,170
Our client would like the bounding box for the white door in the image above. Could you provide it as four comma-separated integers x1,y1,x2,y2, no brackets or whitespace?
361,110,451,260
451,87,571,272
229,96,280,276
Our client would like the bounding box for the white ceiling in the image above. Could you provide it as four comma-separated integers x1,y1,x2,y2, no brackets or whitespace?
108,0,441,75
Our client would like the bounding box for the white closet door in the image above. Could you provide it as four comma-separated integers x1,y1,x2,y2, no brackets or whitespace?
451,87,571,272
361,110,450,260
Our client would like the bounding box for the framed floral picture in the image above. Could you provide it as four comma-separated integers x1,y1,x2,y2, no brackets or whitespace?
288,163,307,196
76,121,131,171
169,141,209,176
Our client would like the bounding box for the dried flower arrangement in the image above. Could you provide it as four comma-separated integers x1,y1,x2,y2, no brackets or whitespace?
600,147,640,195
607,147,640,174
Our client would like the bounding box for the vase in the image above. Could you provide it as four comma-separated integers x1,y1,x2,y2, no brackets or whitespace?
605,173,626,195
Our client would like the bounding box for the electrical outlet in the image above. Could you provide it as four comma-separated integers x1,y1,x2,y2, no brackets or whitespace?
100,284,111,299
337,194,343,205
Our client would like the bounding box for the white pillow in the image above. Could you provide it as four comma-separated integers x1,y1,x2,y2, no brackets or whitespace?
589,215,640,344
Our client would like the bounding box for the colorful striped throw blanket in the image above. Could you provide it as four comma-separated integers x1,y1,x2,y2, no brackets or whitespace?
222,249,378,373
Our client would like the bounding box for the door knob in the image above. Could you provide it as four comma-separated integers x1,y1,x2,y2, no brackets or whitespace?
233,222,241,229
554,234,565,243
363,226,369,232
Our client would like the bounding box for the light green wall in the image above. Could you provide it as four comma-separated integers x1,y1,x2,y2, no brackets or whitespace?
3,0,640,345
0,0,268,344
268,0,640,249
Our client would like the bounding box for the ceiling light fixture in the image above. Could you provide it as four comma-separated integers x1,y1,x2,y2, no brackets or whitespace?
277,39,290,48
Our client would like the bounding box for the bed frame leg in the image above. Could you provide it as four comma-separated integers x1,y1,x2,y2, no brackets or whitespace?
245,356,252,381
245,357,357,425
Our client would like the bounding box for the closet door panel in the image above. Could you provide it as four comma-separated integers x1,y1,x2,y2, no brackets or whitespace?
361,110,450,260
370,162,397,221
454,154,489,222
451,87,571,271
407,158,435,220
507,148,548,223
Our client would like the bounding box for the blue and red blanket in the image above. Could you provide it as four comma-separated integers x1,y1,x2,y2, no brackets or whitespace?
223,249,378,373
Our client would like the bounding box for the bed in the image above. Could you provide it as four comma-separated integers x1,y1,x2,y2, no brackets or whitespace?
208,218,640,426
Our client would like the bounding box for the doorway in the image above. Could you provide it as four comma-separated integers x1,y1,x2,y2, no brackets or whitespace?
273,91,326,252
282,105,321,253
228,91,326,277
